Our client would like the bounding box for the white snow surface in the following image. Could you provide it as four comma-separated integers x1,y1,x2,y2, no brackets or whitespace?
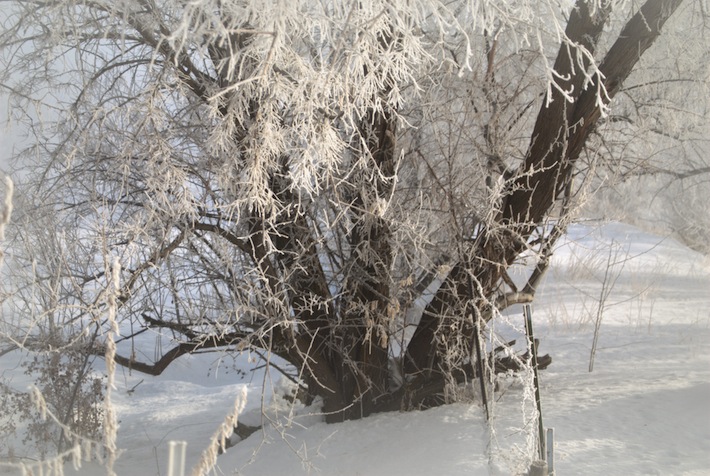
2,221,709,475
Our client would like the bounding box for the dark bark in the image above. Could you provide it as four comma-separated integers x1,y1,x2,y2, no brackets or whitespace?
403,0,682,387
502,0,613,227
504,0,682,229
331,99,398,422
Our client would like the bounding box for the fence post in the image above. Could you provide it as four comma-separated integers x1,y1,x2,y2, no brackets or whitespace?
546,428,555,475
524,305,545,461
168,441,187,476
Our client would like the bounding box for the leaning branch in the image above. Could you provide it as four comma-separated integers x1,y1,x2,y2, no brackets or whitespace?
568,0,685,163
105,342,198,376
92,328,254,376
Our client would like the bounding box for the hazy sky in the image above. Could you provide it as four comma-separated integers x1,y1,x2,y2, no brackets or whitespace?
0,90,50,176
0,94,21,174
0,125,17,173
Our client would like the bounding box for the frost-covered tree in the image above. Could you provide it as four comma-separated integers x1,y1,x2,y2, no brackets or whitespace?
0,0,706,427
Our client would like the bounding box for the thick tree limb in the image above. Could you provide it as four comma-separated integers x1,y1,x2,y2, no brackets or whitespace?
503,0,613,226
405,0,683,381
567,0,685,168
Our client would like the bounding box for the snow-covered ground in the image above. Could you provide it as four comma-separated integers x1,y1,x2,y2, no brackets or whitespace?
2,221,709,475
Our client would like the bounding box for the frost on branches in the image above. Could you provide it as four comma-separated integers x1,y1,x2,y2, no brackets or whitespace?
0,0,704,429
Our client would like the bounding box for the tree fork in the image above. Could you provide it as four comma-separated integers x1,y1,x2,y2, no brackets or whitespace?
404,0,683,386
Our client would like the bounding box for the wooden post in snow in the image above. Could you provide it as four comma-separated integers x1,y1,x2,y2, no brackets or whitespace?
524,304,545,461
